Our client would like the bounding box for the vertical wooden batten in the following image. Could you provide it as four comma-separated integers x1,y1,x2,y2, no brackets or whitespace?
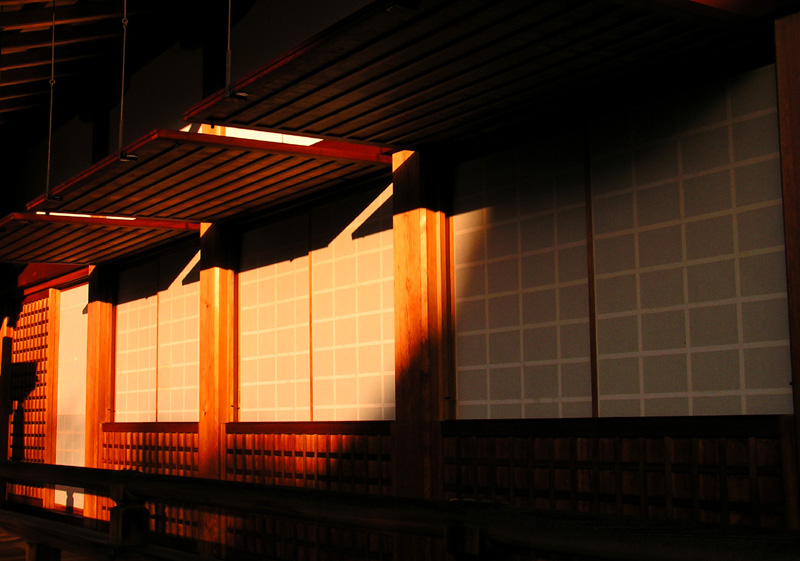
392,150,451,500
776,9,800,529
84,266,115,521
198,223,235,553
42,288,60,510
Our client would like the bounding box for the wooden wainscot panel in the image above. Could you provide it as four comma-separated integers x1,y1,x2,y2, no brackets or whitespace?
440,416,799,529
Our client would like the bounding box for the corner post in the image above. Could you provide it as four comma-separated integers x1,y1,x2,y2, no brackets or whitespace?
776,9,800,529
392,150,453,501
198,222,236,554
84,265,115,522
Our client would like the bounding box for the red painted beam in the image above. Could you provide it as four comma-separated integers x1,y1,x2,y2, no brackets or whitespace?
9,212,201,231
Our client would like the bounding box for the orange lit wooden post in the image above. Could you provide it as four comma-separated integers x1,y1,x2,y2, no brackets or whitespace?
0,318,13,504
84,266,116,523
392,150,453,500
42,289,60,511
776,9,800,529
198,223,235,554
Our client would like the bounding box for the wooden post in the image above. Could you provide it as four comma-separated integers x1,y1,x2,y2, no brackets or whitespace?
392,150,452,501
776,10,800,529
0,318,13,504
42,289,60,511
198,223,235,554
84,266,115,522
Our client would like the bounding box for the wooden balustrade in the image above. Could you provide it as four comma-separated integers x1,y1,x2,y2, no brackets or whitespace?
0,461,798,561
441,415,800,530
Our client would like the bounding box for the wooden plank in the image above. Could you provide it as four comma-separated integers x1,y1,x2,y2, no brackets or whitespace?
197,223,235,555
84,266,115,521
775,10,800,525
392,150,451,499
225,421,391,435
42,289,60,511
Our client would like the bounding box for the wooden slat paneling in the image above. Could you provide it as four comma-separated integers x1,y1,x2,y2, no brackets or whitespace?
101,423,200,542
224,422,394,560
6,295,51,506
441,416,799,529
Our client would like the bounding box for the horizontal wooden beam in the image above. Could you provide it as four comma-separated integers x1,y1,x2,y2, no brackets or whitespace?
0,509,209,561
103,422,199,434
157,129,392,165
6,212,202,231
441,414,793,439
227,421,392,436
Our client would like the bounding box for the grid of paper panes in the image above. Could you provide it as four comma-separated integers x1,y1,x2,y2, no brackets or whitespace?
591,64,791,416
238,185,395,421
115,248,200,422
453,133,593,419
55,283,88,509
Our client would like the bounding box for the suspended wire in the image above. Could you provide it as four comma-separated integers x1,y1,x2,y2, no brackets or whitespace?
44,0,56,201
225,0,232,97
118,0,129,159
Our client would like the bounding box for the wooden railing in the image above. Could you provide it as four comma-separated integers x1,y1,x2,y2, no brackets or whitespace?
441,415,800,530
0,461,799,561
224,421,392,558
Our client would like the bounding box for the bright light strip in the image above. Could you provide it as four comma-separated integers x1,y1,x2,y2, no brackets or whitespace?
181,123,322,146
35,211,136,221
49,212,91,218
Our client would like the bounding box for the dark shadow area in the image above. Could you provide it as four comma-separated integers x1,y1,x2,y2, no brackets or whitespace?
237,183,393,276
115,240,201,306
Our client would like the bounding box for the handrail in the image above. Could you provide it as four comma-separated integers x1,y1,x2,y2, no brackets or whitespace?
0,461,798,561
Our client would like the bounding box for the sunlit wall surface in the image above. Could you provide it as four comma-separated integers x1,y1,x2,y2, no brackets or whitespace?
240,216,311,421
239,185,394,421
115,246,200,422
55,283,88,509
453,64,791,418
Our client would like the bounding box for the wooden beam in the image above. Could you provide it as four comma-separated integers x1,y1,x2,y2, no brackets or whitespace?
197,223,235,556
776,8,800,530
392,150,452,500
8,213,201,231
83,266,115,522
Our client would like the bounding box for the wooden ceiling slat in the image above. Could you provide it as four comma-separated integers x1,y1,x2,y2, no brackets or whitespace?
43,229,188,265
26,129,391,223
0,5,122,32
141,157,353,221
375,27,707,146
193,163,387,221
293,8,656,143
227,0,555,129
113,152,306,219
186,0,785,149
0,27,117,56
33,138,195,212
66,146,244,216
352,17,696,145
255,0,595,134
281,3,633,141
0,217,193,264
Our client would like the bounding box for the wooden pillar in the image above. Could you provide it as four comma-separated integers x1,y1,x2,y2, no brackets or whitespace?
42,289,60,510
392,150,452,500
198,223,235,554
84,266,115,521
0,318,14,503
776,10,800,530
